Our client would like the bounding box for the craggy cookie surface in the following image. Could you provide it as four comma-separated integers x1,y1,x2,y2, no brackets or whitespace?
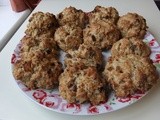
57,6,87,28
25,12,58,38
54,24,83,52
59,65,106,105
111,37,151,57
83,20,120,50
13,36,63,89
88,6,119,24
12,6,159,106
103,55,158,97
117,13,147,38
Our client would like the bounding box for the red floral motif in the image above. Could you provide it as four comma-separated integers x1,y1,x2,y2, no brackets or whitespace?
41,94,62,109
32,90,47,104
44,101,55,108
104,104,113,111
131,95,142,99
117,91,145,103
153,59,160,63
152,53,160,63
117,97,131,103
149,39,156,46
60,103,81,113
67,103,79,109
131,90,145,99
11,54,16,64
88,105,99,114
154,54,160,63
156,54,160,59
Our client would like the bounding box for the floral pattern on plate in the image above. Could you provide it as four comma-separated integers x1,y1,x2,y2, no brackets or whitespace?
11,31,160,115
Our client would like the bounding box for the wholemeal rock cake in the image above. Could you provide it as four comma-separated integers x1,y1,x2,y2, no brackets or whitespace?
25,12,58,38
103,55,158,97
66,44,103,70
57,6,88,28
59,64,106,105
111,37,151,57
88,6,119,24
54,24,83,53
117,12,147,38
13,36,63,89
83,20,121,50
19,36,59,59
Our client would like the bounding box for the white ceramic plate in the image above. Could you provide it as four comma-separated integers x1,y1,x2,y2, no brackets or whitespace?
11,31,160,115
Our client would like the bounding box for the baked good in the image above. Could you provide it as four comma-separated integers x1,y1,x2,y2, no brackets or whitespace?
88,6,119,24
13,36,63,89
83,20,120,50
117,12,147,38
67,44,103,68
54,24,83,52
111,37,151,57
13,58,63,89
65,56,103,71
57,6,88,28
20,36,59,59
25,11,58,38
12,5,159,105
103,55,158,97
59,65,106,105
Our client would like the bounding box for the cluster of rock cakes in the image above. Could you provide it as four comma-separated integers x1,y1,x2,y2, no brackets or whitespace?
13,6,159,105
13,12,63,89
56,6,112,105
103,13,158,97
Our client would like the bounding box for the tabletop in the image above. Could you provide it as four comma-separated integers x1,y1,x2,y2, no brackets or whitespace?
0,4,31,51
0,0,160,120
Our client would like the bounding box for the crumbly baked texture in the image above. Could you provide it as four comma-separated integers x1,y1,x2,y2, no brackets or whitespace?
103,55,158,97
65,56,103,71
88,6,119,24
25,12,58,38
67,44,103,68
111,37,151,57
13,6,159,104
117,13,147,38
54,24,83,52
20,36,59,59
57,6,88,28
59,65,106,105
13,36,63,89
83,20,121,50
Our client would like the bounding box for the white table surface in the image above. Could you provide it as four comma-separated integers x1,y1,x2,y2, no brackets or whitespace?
0,5,31,51
0,0,160,120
